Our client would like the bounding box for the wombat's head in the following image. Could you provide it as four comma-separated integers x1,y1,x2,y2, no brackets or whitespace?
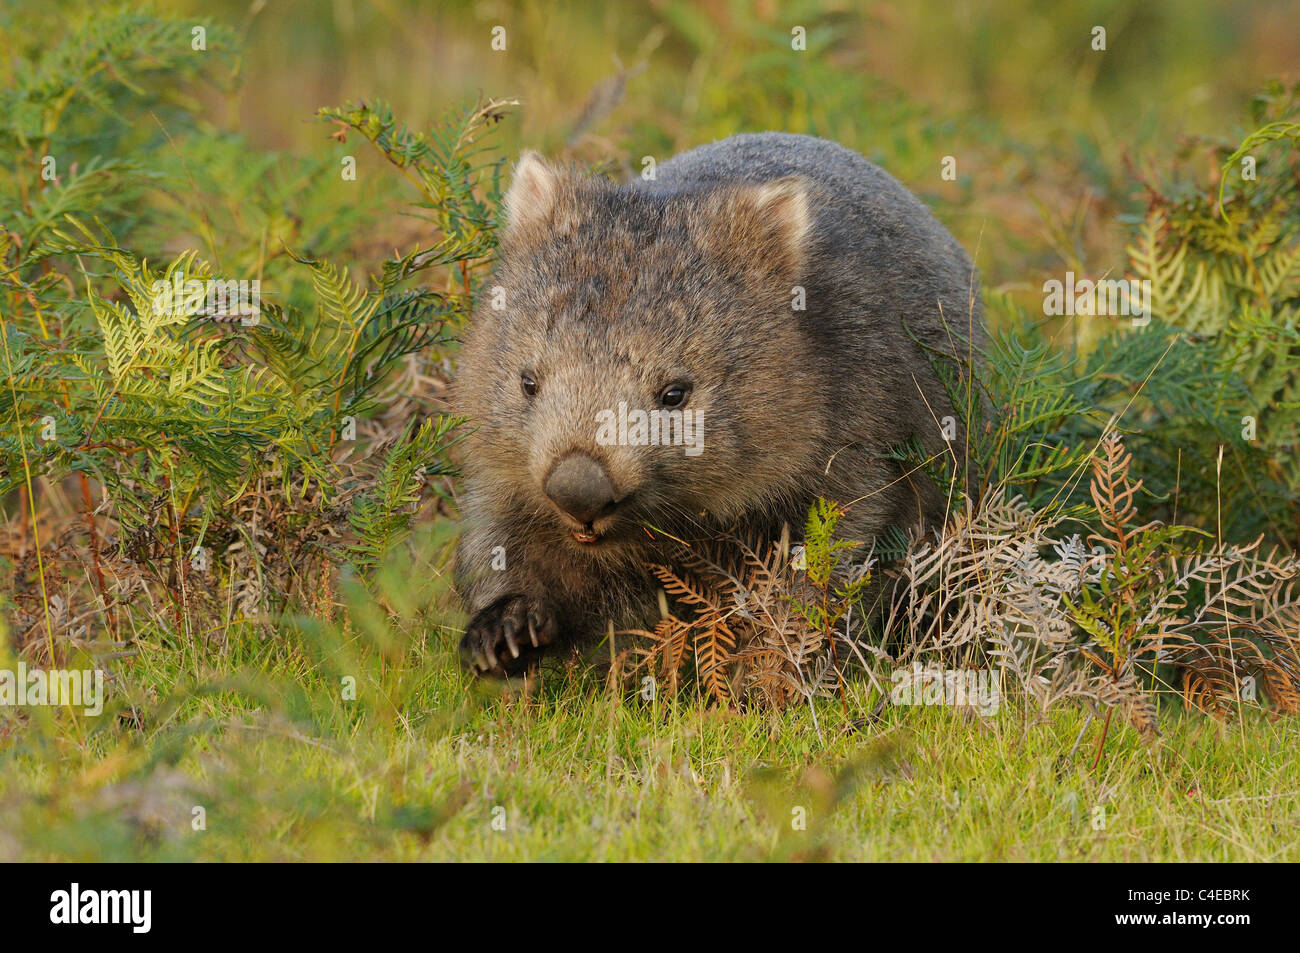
455,153,830,560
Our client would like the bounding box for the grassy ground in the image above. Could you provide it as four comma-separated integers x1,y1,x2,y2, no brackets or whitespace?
3,558,1296,862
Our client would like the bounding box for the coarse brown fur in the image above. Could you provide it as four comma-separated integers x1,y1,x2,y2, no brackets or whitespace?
452,133,983,676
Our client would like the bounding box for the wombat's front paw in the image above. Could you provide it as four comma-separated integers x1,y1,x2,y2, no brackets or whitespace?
460,594,557,677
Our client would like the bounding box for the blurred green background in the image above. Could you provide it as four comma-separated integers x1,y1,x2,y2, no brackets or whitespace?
161,0,1299,301
6,0,1294,325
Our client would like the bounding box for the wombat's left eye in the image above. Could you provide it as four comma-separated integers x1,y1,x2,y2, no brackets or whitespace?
521,373,538,398
659,384,690,408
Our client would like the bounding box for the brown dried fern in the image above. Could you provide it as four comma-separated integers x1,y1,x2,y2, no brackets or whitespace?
632,532,843,709
627,434,1300,756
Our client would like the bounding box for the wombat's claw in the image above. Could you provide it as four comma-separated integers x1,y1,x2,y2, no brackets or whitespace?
460,594,557,678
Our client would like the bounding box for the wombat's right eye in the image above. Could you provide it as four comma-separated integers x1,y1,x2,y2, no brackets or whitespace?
659,384,690,408
521,373,538,398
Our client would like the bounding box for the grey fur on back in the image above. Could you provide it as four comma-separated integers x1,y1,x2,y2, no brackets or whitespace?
643,132,983,413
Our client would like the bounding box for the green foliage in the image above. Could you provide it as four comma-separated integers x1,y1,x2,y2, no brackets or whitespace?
0,3,238,159
980,314,1100,516
347,416,461,574
0,4,509,650
944,88,1300,547
318,98,512,268
794,498,870,637
1124,82,1300,536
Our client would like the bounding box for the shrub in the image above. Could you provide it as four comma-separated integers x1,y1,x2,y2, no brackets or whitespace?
0,5,509,656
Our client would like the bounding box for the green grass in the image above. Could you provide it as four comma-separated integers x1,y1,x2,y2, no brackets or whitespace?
3,566,1297,862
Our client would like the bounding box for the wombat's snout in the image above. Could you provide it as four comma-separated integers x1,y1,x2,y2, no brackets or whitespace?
545,454,619,525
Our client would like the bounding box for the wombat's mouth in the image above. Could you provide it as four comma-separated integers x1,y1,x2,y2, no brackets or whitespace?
552,492,639,548
567,517,628,546
565,517,662,550
561,514,639,549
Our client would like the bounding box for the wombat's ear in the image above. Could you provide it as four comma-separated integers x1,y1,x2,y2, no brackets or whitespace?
700,175,811,281
502,151,560,246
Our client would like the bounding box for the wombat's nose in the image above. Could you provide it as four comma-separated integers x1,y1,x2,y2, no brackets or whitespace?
545,454,618,524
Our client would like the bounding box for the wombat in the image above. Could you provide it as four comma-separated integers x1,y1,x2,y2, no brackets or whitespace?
453,132,983,676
